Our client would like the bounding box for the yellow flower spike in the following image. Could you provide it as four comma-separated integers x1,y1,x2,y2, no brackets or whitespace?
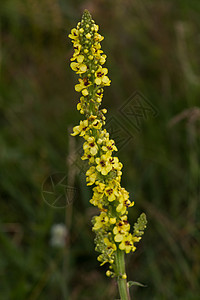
69,11,147,294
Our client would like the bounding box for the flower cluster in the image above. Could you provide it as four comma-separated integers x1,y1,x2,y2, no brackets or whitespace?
69,10,147,277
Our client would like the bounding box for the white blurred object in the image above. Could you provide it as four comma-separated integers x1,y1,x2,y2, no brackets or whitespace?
50,223,68,248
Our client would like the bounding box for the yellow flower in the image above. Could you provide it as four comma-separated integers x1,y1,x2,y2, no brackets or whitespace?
116,188,134,213
71,119,89,136
99,54,107,65
88,115,97,122
81,149,95,163
104,181,119,202
70,62,87,74
89,182,106,207
109,217,116,224
83,136,98,155
116,203,126,214
77,96,85,114
91,44,103,58
86,166,97,185
113,217,130,242
93,212,109,230
75,78,91,95
119,233,135,253
104,237,117,253
68,28,79,40
93,24,99,32
70,42,81,61
94,32,104,42
95,88,104,103
93,182,105,198
92,120,102,130
97,130,109,145
95,67,111,86
96,154,112,175
102,139,117,153
108,157,122,171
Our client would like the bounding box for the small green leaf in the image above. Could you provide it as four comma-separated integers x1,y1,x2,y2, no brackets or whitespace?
128,281,147,288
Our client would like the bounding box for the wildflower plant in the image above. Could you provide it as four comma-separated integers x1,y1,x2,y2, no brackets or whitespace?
69,10,147,300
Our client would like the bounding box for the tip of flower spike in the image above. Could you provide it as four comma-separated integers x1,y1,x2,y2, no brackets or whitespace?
83,9,92,19
81,9,93,25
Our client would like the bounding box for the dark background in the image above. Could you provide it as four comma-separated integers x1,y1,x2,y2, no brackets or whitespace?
0,0,200,299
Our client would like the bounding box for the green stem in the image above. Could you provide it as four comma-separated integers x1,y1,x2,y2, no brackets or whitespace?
116,249,131,300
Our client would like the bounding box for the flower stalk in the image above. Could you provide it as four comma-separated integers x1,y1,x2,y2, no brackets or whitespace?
116,249,130,300
68,10,147,299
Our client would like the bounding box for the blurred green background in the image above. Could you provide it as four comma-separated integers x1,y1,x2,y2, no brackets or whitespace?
0,0,200,299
